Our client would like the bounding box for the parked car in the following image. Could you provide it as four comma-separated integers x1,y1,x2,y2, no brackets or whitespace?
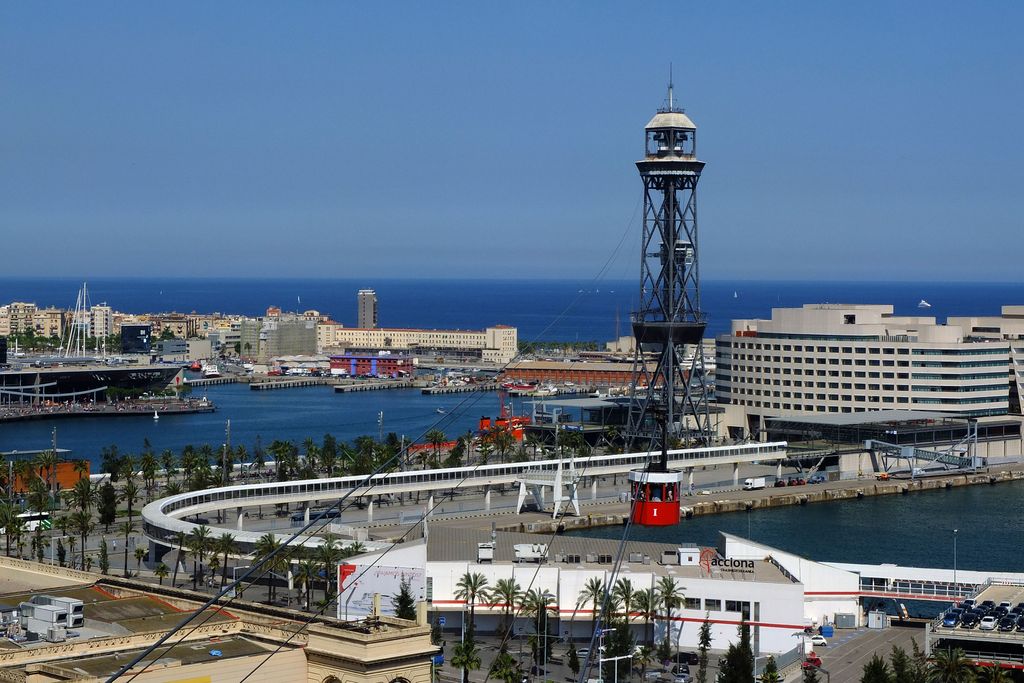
671,664,690,676
808,474,827,484
673,675,691,683
773,479,787,488
998,617,1017,632
960,613,980,629
979,616,999,631
810,634,828,647
960,599,976,609
1016,615,1024,632
942,609,963,627
674,652,699,666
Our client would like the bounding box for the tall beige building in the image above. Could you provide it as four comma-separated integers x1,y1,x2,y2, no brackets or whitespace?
716,304,1012,424
318,323,518,364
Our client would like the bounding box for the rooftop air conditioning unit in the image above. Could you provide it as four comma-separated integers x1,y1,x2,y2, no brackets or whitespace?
477,542,495,563
628,553,643,563
661,550,679,565
45,627,66,643
585,554,598,563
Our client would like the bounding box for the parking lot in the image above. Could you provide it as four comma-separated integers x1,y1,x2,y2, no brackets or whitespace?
781,625,923,683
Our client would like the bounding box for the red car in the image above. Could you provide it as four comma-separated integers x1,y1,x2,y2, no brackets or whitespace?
802,653,822,670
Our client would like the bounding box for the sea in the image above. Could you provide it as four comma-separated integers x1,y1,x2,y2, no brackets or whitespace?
2,276,1023,342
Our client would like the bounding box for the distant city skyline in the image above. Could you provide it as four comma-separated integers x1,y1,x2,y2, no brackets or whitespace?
3,3,1022,281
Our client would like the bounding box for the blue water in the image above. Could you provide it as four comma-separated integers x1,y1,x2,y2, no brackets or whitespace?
1,277,1022,342
0,383,536,465
574,479,1024,574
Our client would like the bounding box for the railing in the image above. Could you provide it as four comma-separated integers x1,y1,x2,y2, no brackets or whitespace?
142,442,787,547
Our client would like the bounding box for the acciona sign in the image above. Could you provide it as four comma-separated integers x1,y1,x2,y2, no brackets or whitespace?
699,547,755,573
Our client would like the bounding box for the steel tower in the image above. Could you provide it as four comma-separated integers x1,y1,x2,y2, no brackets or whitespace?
626,81,713,455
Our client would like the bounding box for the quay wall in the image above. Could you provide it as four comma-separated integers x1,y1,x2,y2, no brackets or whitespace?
503,466,1024,535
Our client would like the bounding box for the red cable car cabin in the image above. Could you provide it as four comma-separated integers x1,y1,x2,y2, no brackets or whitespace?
628,469,684,526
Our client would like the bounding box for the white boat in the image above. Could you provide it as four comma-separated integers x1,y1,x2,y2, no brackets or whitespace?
918,299,932,309
734,291,738,298
153,410,159,420
436,408,446,415
202,364,222,378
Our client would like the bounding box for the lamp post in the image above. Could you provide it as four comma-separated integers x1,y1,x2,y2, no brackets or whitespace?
953,528,959,600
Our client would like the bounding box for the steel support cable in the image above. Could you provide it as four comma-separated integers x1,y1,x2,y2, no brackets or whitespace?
112,198,642,682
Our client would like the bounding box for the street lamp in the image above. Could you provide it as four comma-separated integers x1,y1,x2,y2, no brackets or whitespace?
952,528,959,600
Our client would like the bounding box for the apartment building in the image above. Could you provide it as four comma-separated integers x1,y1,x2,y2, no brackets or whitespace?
716,304,1011,420
318,323,518,364
948,305,1024,414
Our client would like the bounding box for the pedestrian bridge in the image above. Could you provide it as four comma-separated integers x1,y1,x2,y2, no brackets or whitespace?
824,562,1024,602
142,441,788,554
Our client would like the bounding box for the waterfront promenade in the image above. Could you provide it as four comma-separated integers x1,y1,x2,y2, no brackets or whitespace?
0,397,216,423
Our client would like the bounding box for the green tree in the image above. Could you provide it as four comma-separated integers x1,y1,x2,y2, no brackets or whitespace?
861,654,892,683
520,588,555,666
577,576,606,625
612,577,636,624
69,509,93,568
391,576,417,621
890,645,915,682
634,588,660,647
98,538,110,575
656,576,685,655
567,646,580,678
119,520,136,577
697,614,712,683
717,622,754,683
975,665,1010,682
489,645,519,683
253,532,283,602
98,482,117,532
187,524,212,590
451,638,481,683
489,577,522,638
454,571,489,639
134,545,147,572
928,648,976,683
760,656,780,683
154,562,169,585
803,667,821,683
213,532,238,589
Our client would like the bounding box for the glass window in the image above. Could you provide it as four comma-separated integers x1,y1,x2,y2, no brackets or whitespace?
704,599,721,611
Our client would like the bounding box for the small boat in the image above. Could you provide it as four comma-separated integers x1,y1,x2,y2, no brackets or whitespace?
734,291,738,298
189,361,202,371
918,299,932,309
153,410,159,420
436,408,446,415
202,364,222,379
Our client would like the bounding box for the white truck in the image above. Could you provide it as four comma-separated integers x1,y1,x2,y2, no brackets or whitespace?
742,477,766,491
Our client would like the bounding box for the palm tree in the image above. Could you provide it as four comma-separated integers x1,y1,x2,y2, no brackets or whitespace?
34,449,59,496
171,530,187,587
154,562,169,585
187,524,212,590
451,638,482,683
254,532,284,602
656,576,685,654
68,509,92,568
213,532,238,589
634,588,660,647
520,588,556,666
425,429,447,468
134,546,147,573
121,479,141,521
489,578,522,638
578,576,606,624
119,520,136,577
72,459,90,483
295,558,318,609
160,449,176,487
313,536,342,602
613,577,636,624
975,665,1010,683
0,502,15,556
928,648,976,683
454,572,490,638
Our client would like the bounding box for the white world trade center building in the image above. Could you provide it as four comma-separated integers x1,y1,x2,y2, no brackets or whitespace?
714,304,1022,438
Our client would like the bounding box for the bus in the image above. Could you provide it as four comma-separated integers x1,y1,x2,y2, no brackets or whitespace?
0,511,52,534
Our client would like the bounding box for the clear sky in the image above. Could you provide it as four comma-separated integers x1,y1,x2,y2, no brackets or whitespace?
3,3,1022,281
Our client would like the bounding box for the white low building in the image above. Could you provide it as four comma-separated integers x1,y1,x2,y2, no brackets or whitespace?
337,528,863,657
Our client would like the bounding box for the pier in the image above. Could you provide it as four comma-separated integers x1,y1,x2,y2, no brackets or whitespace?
421,383,499,395
185,376,245,387
250,377,332,391
334,380,416,393
0,398,216,423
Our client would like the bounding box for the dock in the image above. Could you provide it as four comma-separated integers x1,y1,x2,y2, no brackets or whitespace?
0,399,216,423
334,380,416,393
185,376,245,387
250,377,332,391
421,383,499,395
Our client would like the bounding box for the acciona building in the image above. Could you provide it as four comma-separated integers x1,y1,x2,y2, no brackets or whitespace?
715,304,1012,431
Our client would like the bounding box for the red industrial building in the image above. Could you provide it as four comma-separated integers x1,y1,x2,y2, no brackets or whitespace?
329,354,413,378
499,360,645,388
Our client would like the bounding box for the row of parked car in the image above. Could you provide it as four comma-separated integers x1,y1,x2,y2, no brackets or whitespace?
942,599,1024,632
771,474,827,487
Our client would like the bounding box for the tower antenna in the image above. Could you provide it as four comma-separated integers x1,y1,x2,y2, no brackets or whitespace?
668,63,674,110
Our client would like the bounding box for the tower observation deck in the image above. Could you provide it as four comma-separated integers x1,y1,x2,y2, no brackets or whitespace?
626,81,714,525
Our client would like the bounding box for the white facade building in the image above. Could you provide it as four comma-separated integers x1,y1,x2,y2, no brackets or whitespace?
338,528,854,657
716,305,1011,433
318,324,518,364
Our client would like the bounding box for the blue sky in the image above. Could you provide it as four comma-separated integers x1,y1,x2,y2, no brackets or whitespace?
2,3,1022,281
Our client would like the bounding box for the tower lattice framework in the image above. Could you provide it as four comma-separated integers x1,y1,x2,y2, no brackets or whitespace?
626,85,713,452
